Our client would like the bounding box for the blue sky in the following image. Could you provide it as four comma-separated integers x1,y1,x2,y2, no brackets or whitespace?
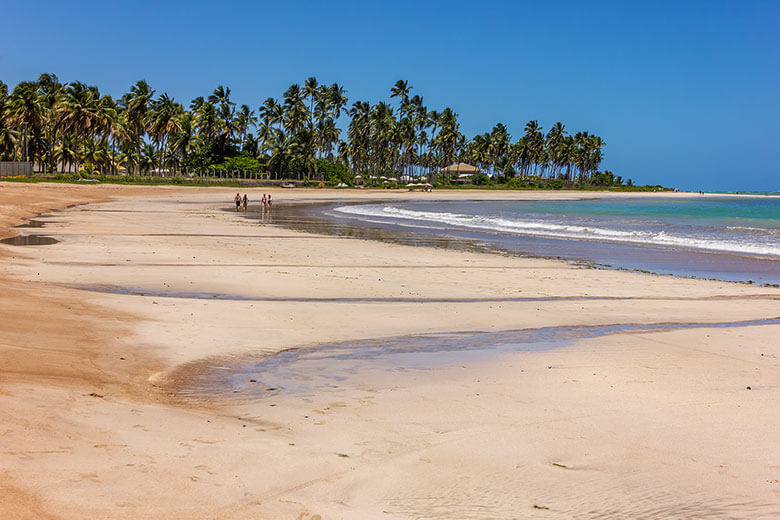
2,0,778,191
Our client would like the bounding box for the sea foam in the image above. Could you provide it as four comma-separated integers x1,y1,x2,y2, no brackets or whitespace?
334,205,780,257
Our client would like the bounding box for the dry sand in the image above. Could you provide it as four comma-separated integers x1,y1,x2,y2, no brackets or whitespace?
0,183,778,519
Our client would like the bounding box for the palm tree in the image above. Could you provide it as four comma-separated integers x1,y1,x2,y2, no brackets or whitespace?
215,101,236,155
208,86,234,110
327,83,348,120
54,134,79,172
290,128,317,179
266,128,293,179
194,101,218,140
95,95,119,173
58,82,101,171
6,81,47,164
120,80,155,174
37,73,64,171
282,84,307,135
433,107,460,179
511,137,529,178
545,122,566,178
317,117,339,159
347,101,370,176
259,97,283,131
523,120,544,176
234,104,256,146
488,123,510,175
138,142,158,173
0,81,19,160
255,118,273,155
390,80,412,103
302,76,318,126
150,93,183,170
408,95,428,178
560,135,576,181
169,112,195,174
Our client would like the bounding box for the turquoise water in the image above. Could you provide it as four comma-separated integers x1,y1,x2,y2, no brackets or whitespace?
335,197,780,258
328,196,780,284
508,197,780,229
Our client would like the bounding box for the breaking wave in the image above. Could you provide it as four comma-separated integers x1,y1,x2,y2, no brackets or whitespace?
334,205,780,257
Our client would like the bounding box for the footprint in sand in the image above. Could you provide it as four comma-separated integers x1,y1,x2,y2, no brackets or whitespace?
194,464,217,475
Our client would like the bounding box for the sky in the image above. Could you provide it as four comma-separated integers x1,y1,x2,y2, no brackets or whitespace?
1,0,778,191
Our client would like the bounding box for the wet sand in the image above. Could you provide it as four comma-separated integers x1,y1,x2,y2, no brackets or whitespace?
270,200,780,285
0,184,778,519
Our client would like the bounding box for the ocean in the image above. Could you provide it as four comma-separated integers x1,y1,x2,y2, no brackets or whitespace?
320,196,780,285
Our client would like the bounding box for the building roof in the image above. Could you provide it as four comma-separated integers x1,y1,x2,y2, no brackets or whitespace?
439,162,481,174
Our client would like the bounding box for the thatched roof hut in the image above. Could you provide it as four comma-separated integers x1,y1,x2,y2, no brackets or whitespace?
439,162,482,174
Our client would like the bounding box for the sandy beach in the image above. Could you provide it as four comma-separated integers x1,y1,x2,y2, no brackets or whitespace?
1,183,778,519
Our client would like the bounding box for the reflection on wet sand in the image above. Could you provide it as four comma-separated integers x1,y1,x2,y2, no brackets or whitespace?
247,201,545,258
1,234,58,246
168,317,780,402
252,201,780,285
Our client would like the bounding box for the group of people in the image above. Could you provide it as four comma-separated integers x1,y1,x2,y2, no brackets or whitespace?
234,193,272,211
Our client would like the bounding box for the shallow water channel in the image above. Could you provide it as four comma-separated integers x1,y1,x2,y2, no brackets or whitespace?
1,215,57,245
174,317,779,401
1,234,58,245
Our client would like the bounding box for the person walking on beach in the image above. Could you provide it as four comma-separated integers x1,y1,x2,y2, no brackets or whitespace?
261,193,267,206
234,193,241,211
242,194,248,211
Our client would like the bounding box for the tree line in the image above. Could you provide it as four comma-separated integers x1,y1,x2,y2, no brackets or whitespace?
0,74,618,185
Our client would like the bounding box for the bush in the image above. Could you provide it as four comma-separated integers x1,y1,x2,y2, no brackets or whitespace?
504,177,523,189
472,173,492,186
316,158,352,185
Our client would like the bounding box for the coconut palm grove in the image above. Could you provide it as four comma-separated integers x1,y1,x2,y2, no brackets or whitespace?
0,74,627,187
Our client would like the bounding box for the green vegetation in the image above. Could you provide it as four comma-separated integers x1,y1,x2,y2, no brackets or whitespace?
1,74,637,188
315,158,352,185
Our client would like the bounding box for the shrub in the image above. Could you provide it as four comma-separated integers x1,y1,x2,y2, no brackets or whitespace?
472,173,492,185
316,158,352,185
505,177,523,189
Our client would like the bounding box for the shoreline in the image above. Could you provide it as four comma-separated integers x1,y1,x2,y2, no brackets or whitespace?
1,184,778,519
252,197,780,286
